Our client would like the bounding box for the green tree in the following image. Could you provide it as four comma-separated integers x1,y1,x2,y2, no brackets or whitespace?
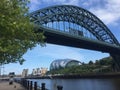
0,0,45,64
95,60,99,65
88,60,94,65
99,57,113,65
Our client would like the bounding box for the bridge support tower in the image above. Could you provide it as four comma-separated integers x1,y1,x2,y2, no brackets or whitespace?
111,54,120,71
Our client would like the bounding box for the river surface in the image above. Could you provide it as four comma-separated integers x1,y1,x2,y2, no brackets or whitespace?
28,78,120,90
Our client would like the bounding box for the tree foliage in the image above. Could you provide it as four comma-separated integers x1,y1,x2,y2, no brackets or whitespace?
95,57,113,66
88,60,94,65
0,0,45,64
48,57,113,75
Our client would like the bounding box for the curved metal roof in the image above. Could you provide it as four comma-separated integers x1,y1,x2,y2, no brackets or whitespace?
50,59,80,70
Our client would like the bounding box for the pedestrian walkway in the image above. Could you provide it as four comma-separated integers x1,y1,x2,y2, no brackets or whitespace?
0,81,26,90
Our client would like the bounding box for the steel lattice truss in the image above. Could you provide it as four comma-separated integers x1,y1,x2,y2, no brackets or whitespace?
30,5,119,46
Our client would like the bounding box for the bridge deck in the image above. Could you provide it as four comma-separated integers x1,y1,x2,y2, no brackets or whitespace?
38,26,120,54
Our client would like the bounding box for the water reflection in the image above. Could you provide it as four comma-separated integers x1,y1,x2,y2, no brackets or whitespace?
30,78,120,90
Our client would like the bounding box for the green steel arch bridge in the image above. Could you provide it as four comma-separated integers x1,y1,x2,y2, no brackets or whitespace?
29,5,120,71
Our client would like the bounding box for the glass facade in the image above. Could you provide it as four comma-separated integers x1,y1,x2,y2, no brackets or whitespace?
50,59,80,70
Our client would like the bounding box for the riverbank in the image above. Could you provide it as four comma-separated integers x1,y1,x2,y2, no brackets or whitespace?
25,72,120,79
52,72,120,79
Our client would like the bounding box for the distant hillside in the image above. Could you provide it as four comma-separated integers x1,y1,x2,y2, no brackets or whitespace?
47,56,114,75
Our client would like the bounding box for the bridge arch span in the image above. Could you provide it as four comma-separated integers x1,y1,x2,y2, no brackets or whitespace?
30,5,119,46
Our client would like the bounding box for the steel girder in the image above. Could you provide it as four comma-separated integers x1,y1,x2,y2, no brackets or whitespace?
29,5,120,46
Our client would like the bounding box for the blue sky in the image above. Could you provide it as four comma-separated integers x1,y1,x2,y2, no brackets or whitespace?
3,0,120,75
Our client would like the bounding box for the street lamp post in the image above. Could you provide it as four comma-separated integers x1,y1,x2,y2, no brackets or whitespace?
0,64,4,77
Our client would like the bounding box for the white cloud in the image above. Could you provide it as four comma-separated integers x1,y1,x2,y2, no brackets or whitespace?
29,0,120,25
82,2,90,7
44,0,66,3
44,44,83,61
24,44,110,63
90,9,118,25
29,0,42,11
24,44,83,61
90,0,120,25
29,0,80,11
63,0,80,6
82,0,106,7
43,0,80,5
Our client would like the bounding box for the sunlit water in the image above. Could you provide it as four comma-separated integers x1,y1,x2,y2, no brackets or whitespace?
28,78,120,90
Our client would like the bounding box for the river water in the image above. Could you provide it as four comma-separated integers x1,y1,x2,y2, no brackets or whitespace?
28,78,120,90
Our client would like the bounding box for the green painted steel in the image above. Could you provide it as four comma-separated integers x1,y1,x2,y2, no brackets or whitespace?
29,5,120,46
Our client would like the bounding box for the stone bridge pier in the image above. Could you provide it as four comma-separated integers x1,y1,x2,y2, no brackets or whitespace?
111,54,120,71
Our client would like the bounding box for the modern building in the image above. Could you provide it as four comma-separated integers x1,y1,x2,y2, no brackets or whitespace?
31,67,48,76
50,59,81,70
22,69,28,77
41,67,48,76
36,68,41,75
32,69,36,75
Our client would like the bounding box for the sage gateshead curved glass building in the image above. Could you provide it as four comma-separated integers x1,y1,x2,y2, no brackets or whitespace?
50,59,81,70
